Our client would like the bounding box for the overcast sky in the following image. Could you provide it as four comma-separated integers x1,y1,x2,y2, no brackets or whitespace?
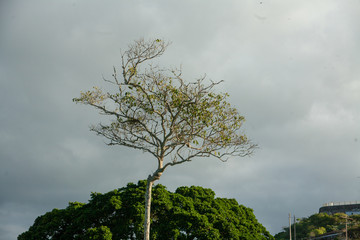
1,0,360,239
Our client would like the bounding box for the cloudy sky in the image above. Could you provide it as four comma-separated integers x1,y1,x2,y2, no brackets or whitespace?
1,0,360,239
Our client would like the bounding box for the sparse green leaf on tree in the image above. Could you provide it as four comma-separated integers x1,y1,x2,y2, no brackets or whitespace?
72,38,256,239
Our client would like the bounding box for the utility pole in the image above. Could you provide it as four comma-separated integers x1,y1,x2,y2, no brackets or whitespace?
293,215,296,240
340,215,352,240
345,216,348,240
289,213,292,240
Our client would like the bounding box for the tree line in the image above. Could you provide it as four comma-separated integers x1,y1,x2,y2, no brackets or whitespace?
275,212,360,240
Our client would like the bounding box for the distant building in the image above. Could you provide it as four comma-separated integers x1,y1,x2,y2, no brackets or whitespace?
319,201,360,215
311,231,343,240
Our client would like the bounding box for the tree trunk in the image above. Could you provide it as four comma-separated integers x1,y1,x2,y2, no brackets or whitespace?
144,175,154,240
144,160,163,240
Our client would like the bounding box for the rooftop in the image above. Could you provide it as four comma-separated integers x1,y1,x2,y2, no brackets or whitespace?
322,201,360,207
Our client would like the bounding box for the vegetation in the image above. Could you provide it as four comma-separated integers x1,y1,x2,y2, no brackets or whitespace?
73,38,256,239
19,181,273,240
274,212,360,240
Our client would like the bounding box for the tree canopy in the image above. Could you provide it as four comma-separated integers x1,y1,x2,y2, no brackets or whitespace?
19,181,273,240
73,38,255,176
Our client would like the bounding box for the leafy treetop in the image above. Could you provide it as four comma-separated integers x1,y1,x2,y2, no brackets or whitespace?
73,38,256,178
19,181,274,240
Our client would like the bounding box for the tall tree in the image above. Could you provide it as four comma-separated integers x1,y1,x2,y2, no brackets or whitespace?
73,38,256,240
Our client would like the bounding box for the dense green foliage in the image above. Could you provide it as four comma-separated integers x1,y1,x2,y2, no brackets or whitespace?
19,181,273,240
274,212,360,240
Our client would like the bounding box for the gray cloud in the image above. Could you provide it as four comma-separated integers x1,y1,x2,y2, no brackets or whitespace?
1,0,360,238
